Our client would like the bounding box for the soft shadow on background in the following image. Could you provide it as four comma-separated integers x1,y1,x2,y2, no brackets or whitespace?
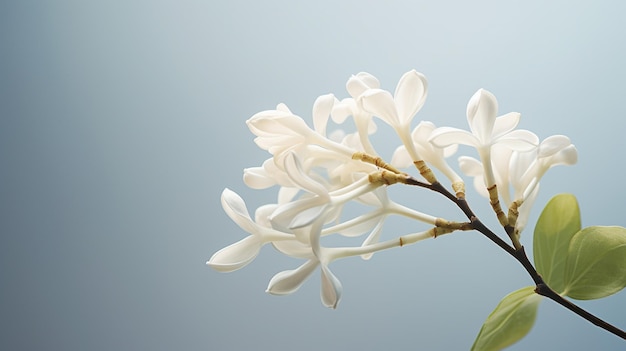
1,1,625,350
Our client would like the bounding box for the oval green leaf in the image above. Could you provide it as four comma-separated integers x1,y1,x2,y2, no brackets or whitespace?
533,194,581,292
471,286,542,351
562,226,626,300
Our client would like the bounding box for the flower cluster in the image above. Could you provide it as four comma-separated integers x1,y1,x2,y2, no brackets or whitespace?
207,70,577,308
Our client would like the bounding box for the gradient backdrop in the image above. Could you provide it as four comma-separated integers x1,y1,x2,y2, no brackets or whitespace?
1,1,625,350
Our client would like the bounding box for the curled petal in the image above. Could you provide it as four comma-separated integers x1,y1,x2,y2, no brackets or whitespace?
538,135,572,158
221,188,256,234
359,89,400,126
320,265,343,309
467,89,498,144
429,127,477,148
312,94,336,136
206,236,262,272
346,72,380,98
394,70,428,125
549,144,578,166
492,112,521,138
266,260,319,295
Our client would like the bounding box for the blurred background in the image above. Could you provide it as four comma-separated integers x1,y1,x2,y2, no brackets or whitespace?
1,1,625,350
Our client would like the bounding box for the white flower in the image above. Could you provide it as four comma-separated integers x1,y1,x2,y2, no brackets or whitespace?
358,70,429,162
267,210,343,309
430,89,538,187
358,70,428,129
513,135,578,200
206,189,295,272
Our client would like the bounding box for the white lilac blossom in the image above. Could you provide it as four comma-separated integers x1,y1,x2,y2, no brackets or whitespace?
207,188,297,272
430,89,539,188
208,70,578,309
358,70,429,166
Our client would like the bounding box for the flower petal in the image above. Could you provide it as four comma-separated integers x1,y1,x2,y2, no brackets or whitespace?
346,72,380,98
206,236,262,272
394,70,428,125
266,259,319,295
549,144,578,166
496,129,539,151
272,240,313,259
458,156,483,176
320,265,343,309
538,135,572,158
359,89,399,126
243,166,276,189
467,89,498,144
221,188,257,234
312,94,336,136
429,127,478,148
391,145,411,168
492,112,521,138
270,196,322,231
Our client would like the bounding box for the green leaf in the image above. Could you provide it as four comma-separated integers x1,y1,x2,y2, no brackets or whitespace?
471,287,542,351
533,194,581,292
562,226,626,300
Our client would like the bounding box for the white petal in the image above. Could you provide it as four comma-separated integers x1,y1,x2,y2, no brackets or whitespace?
549,144,578,166
538,135,571,158
429,127,478,148
394,70,428,125
221,188,257,234
330,99,354,124
243,167,276,189
346,72,380,97
270,197,321,231
272,240,313,258
320,265,343,309
467,89,498,144
359,89,400,126
496,130,539,151
492,112,521,138
290,204,327,229
266,259,319,295
458,156,483,176
391,145,412,168
312,94,335,136
206,236,262,272
276,103,292,113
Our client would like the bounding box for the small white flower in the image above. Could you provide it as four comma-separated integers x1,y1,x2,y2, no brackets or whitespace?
430,89,538,187
206,189,294,272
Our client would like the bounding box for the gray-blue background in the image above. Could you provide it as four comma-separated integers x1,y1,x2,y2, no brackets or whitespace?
1,1,625,350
